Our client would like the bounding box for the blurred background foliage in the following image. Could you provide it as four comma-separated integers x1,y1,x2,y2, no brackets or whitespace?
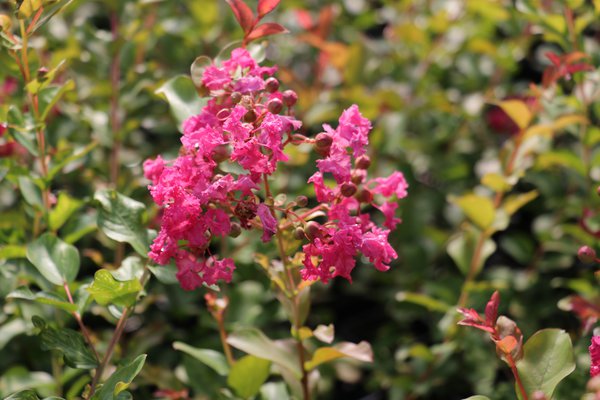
2,0,600,399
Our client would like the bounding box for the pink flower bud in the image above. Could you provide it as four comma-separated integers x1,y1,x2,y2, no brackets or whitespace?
267,98,283,114
341,182,357,197
355,155,371,170
282,90,298,107
265,77,279,93
578,246,597,264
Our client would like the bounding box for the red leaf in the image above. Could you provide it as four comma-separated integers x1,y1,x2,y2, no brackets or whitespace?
226,0,256,34
295,9,313,30
484,290,500,326
246,22,288,41
257,0,280,18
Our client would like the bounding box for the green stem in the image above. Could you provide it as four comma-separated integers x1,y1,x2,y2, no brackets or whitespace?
86,269,150,399
263,174,311,400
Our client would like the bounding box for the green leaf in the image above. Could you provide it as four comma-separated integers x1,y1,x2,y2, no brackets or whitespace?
450,194,496,230
227,355,271,399
502,190,538,216
38,80,75,121
33,316,98,369
90,354,146,400
313,324,335,344
111,256,145,281
7,286,78,313
155,75,207,132
260,382,290,400
87,270,142,307
26,233,80,285
305,341,373,370
49,192,83,232
7,106,38,156
18,176,43,209
148,264,178,285
0,245,27,259
18,0,43,19
395,291,452,313
516,329,575,400
463,397,491,400
4,390,41,400
447,231,496,276
47,141,97,182
0,319,28,350
497,99,532,130
94,189,150,257
173,341,229,376
227,328,301,378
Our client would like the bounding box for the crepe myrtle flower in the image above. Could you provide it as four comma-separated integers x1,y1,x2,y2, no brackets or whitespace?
144,48,408,290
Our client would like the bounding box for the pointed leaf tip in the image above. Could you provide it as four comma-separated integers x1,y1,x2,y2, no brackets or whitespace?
257,0,281,18
247,23,288,41
226,0,255,33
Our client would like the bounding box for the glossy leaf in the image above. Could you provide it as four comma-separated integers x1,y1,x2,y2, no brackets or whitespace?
155,75,207,132
33,316,98,369
227,328,301,378
173,342,229,376
87,269,142,307
18,0,43,19
94,189,150,257
502,190,538,216
26,233,80,285
497,100,532,130
8,287,78,313
49,192,83,232
516,329,575,400
257,0,280,18
246,23,287,41
463,397,491,400
305,341,373,370
0,245,27,259
226,0,255,33
313,324,334,344
148,264,178,285
447,231,496,276
451,194,495,230
4,390,40,400
90,354,146,400
227,355,271,398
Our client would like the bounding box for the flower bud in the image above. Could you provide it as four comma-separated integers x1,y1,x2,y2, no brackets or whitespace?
351,169,365,185
211,144,230,163
305,221,321,240
315,132,333,149
282,90,298,107
355,155,371,170
531,391,547,400
244,109,257,123
267,98,283,114
355,188,373,203
293,227,305,240
37,67,49,80
340,182,357,197
229,222,242,238
578,245,597,264
295,195,308,207
230,91,242,104
265,77,279,93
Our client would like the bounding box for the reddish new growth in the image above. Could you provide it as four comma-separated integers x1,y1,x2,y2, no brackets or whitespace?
145,48,408,290
458,291,523,361
542,51,593,87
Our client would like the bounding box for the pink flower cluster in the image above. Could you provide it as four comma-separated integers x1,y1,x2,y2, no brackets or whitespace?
591,336,600,377
302,107,408,282
144,48,301,290
144,47,407,290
